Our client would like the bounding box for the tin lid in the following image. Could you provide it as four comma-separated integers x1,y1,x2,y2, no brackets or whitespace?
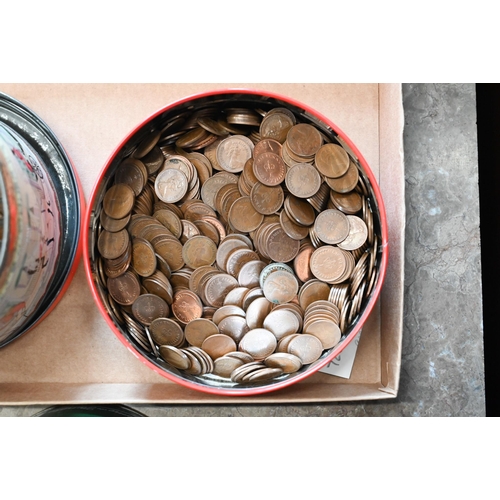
0,93,84,347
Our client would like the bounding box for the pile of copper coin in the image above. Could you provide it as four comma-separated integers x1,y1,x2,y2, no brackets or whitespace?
91,99,381,386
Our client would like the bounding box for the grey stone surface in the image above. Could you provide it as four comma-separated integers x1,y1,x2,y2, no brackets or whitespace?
0,84,485,417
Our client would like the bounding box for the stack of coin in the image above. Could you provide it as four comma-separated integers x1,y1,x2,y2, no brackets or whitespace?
91,100,382,387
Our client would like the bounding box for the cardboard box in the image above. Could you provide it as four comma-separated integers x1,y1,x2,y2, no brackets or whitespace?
0,84,404,404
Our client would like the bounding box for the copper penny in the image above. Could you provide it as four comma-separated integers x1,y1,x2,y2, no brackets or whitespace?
287,334,323,365
171,290,203,324
314,209,350,245
107,271,141,306
285,195,316,227
149,317,184,347
259,112,294,143
314,143,350,178
262,270,299,305
253,138,282,157
131,237,157,277
159,345,191,370
265,224,300,263
286,123,323,158
115,158,146,196
103,183,135,220
252,152,286,187
325,159,359,193
285,163,322,199
239,328,277,361
250,182,284,215
182,235,217,269
132,293,170,326
184,318,220,347
97,228,129,260
309,246,347,283
228,196,264,233
201,334,237,360
264,352,303,373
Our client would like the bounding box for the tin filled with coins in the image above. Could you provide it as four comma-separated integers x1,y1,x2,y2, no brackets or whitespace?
84,89,388,396
0,93,84,347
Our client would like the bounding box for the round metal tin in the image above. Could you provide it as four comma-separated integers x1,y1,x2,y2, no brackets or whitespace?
84,89,388,397
0,92,84,348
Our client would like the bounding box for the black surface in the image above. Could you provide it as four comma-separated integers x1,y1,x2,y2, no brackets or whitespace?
475,83,499,417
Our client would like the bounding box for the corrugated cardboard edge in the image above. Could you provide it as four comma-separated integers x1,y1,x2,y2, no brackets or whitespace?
378,83,405,396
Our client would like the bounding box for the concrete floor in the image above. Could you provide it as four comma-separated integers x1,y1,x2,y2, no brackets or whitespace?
0,83,485,417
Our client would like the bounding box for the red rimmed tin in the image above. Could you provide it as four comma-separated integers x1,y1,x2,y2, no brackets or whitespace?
84,88,388,396
0,92,85,348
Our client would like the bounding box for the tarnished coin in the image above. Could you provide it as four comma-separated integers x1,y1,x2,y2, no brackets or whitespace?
182,235,217,269
253,138,282,157
115,158,146,196
285,195,316,227
286,123,323,158
298,279,331,310
264,352,303,373
100,210,131,233
149,317,184,347
225,248,260,278
337,215,368,251
262,270,299,305
212,305,246,325
97,228,129,260
314,209,350,244
171,290,203,324
309,246,347,283
293,243,315,283
303,318,342,349
280,210,309,241
263,309,300,341
107,271,141,306
153,209,183,239
200,171,239,210
259,111,294,143
153,238,184,272
265,224,300,263
228,196,264,233
245,297,273,329
154,168,188,203
159,345,191,370
329,190,363,215
253,152,286,187
285,163,322,199
184,318,220,347
217,315,250,343
250,182,284,215
213,356,245,378
201,334,237,360
325,159,359,193
244,367,283,382
287,334,323,365
216,135,253,173
103,183,135,220
238,260,267,288
204,273,239,308
239,328,277,361
131,237,157,277
132,293,170,326
314,143,350,178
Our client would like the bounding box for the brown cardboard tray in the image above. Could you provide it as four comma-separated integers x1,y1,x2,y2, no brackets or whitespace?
0,83,404,404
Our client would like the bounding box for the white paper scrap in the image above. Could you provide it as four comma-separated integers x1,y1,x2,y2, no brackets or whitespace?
319,330,362,379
